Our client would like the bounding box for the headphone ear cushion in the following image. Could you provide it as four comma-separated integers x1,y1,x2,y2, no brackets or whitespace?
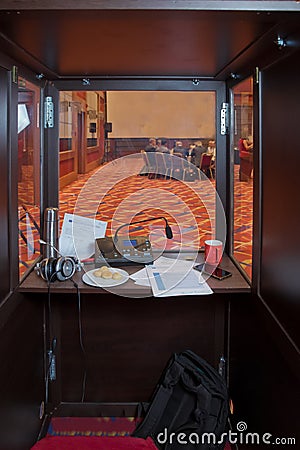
36,256,78,282
56,257,76,281
37,258,55,281
44,258,57,281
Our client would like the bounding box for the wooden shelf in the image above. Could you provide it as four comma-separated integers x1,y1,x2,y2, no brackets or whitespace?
19,253,250,295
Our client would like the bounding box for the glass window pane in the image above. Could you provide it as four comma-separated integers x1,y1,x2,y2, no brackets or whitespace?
232,77,254,279
58,91,221,258
18,77,41,279
86,92,100,148
59,91,73,152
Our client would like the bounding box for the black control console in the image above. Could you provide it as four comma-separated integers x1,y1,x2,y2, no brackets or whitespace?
95,236,154,266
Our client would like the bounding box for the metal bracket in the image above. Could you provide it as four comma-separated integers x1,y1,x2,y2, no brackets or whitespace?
12,66,18,84
220,102,229,135
44,96,54,128
48,350,56,381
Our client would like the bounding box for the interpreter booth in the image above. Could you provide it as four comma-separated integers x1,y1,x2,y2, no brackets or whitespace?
0,3,299,449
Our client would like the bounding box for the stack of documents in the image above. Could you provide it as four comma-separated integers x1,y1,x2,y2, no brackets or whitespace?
130,256,213,297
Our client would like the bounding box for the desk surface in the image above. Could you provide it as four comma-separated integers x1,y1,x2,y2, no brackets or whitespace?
19,254,250,295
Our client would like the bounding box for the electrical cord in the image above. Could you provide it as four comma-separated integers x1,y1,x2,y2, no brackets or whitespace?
45,272,59,404
71,278,87,402
44,270,87,404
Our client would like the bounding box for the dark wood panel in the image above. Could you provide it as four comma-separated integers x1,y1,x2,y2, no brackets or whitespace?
43,84,60,210
55,402,139,418
86,147,101,164
0,68,10,300
0,9,287,78
112,138,148,159
59,138,72,151
0,62,19,293
229,296,300,444
260,48,300,347
20,254,250,411
0,292,45,450
45,292,229,404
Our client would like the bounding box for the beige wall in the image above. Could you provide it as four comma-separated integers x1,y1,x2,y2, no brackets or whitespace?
107,91,215,138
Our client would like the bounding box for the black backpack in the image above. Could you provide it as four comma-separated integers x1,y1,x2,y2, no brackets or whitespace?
132,350,229,450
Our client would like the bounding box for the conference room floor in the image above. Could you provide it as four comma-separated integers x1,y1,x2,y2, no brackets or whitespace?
18,160,253,280
59,159,253,279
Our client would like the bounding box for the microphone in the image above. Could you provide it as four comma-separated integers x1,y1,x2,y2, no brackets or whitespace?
113,216,173,245
165,223,173,239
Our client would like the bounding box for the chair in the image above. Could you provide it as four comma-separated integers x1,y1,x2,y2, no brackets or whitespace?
200,153,214,179
140,150,149,175
170,153,184,180
193,147,205,168
173,152,183,158
155,152,167,178
238,139,253,181
163,152,173,178
182,158,201,182
145,151,158,178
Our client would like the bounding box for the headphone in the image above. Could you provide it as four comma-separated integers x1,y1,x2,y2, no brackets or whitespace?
35,256,81,282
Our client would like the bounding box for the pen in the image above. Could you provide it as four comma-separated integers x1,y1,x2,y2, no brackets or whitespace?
81,258,95,265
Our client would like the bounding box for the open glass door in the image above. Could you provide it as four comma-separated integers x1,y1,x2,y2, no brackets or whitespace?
231,77,254,279
18,76,41,279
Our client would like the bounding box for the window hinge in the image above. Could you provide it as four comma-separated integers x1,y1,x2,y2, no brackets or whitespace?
220,102,229,135
12,66,18,84
44,96,54,128
48,350,56,381
255,67,260,84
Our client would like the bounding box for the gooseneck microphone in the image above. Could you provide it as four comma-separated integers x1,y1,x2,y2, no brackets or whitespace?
113,216,173,245
94,217,173,266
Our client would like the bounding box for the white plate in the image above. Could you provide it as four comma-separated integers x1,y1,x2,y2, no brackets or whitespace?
82,268,129,288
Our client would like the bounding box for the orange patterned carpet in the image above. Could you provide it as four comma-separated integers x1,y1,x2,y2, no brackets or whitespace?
232,165,253,278
19,159,252,279
59,159,216,252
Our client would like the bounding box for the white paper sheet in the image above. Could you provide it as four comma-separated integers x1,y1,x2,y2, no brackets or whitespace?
145,256,213,297
130,267,151,286
129,256,194,287
59,213,107,260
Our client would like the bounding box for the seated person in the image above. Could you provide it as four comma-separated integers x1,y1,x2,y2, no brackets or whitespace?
156,138,170,153
204,139,216,178
238,135,253,181
206,139,216,161
193,141,207,167
145,137,157,152
172,140,186,157
185,144,196,162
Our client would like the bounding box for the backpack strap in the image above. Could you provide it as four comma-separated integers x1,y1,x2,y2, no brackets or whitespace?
136,384,173,437
193,383,212,424
133,360,184,438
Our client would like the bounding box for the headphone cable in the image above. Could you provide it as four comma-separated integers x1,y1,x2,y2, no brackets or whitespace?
71,278,87,402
